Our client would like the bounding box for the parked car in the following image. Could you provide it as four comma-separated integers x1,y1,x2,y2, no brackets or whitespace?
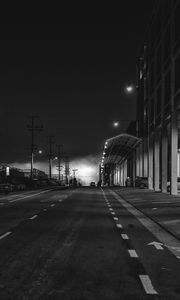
13,183,26,191
0,183,14,194
90,182,96,187
167,177,180,192
135,176,148,188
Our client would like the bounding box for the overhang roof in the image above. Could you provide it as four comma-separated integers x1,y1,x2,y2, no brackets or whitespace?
102,133,141,166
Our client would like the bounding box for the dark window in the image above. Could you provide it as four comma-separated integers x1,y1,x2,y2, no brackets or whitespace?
150,63,154,94
175,2,180,45
156,45,162,83
175,54,180,94
164,71,171,105
150,97,155,123
164,25,171,66
150,24,155,61
155,7,162,45
156,86,161,116
163,0,171,25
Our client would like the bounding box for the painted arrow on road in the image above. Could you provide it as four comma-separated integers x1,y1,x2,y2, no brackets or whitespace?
147,241,164,250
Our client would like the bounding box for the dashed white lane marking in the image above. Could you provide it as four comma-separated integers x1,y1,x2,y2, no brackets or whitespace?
29,215,38,220
113,217,118,221
116,224,123,229
121,234,129,240
50,204,55,207
43,208,47,211
111,212,115,215
0,231,12,240
139,275,158,295
152,208,157,210
109,208,113,211
109,189,180,259
10,189,52,203
128,249,138,258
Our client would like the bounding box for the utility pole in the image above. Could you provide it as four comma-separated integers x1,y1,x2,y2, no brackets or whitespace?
65,156,70,185
47,135,54,180
72,169,78,178
27,116,43,180
56,145,64,183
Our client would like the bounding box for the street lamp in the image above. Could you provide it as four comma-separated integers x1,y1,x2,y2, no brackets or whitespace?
125,83,136,94
113,119,134,128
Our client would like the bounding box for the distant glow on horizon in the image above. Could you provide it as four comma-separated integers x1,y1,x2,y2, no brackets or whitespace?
11,154,100,186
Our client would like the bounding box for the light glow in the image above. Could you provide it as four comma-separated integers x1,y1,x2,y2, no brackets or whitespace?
113,121,119,127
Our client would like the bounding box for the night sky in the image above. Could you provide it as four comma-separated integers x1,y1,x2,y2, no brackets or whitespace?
0,7,155,177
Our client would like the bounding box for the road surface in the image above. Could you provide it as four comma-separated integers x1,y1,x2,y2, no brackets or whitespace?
0,187,180,299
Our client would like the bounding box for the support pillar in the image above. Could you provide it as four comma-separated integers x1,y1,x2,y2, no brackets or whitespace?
170,113,178,195
148,135,153,190
161,125,168,193
154,132,160,191
132,150,136,187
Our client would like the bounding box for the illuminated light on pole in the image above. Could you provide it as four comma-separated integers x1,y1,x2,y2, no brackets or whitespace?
38,150,43,154
113,121,119,127
125,83,136,94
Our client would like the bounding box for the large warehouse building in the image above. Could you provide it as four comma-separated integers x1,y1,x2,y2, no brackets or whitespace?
101,0,180,195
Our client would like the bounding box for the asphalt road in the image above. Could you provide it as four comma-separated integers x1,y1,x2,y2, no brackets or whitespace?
0,187,180,299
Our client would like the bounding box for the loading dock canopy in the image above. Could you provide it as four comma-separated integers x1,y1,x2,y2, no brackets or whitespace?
103,133,141,165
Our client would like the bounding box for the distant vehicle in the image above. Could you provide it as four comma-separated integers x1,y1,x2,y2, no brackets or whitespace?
90,182,96,187
135,176,148,188
0,183,14,194
167,178,180,192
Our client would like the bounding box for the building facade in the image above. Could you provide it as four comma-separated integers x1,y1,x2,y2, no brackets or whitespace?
135,0,180,194
101,0,180,195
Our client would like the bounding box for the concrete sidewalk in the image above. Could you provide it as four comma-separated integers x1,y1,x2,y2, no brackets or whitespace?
110,187,180,241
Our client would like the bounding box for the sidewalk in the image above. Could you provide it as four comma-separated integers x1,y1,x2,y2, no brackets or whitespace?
110,187,180,241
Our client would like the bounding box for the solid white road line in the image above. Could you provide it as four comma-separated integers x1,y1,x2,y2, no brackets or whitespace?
139,275,158,294
152,201,171,204
0,232,12,240
128,249,138,258
121,234,129,240
29,215,38,220
10,189,52,203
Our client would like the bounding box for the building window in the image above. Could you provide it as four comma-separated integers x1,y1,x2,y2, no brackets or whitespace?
175,54,180,94
175,2,180,46
156,86,161,116
164,71,171,105
163,25,171,66
156,45,162,83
